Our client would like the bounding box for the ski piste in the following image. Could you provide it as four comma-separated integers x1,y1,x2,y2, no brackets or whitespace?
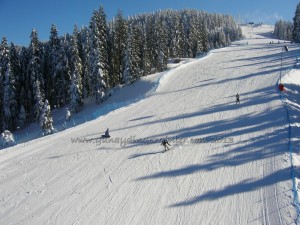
0,25,298,225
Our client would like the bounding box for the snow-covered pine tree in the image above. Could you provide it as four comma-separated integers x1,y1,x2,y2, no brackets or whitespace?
9,43,21,107
28,29,44,121
155,17,168,71
173,14,185,58
0,8,243,130
140,23,151,76
39,99,54,135
274,20,284,39
123,45,132,84
107,22,117,87
132,23,144,74
48,24,61,106
71,26,83,97
0,38,17,131
97,6,110,87
58,34,72,106
217,28,227,48
69,26,83,112
69,68,82,113
189,15,201,58
0,37,10,77
286,23,293,41
274,20,293,41
17,105,26,128
17,86,27,128
200,21,209,54
123,22,142,84
0,37,10,132
293,3,300,43
94,63,106,104
113,10,127,84
19,47,30,118
2,62,17,131
79,26,92,98
89,14,107,103
169,15,178,59
0,67,4,133
180,10,191,58
33,79,44,122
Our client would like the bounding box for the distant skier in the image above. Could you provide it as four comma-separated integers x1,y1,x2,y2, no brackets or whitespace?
102,128,110,138
65,109,71,122
161,139,171,151
236,93,240,104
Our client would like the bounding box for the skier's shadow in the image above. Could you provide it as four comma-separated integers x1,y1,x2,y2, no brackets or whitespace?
128,151,161,159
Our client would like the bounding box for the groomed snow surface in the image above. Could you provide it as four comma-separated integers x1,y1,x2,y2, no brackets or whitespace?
282,68,300,220
0,24,299,224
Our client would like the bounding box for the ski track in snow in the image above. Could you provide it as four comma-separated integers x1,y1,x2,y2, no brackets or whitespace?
0,24,298,225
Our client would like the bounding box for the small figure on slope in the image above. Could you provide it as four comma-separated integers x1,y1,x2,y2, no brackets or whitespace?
161,139,171,152
236,93,240,104
102,128,111,138
65,109,71,122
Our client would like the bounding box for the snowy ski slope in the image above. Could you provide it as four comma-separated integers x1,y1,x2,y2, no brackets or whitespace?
0,24,298,225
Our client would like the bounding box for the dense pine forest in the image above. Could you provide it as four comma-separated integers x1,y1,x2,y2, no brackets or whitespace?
0,8,243,134
273,3,300,42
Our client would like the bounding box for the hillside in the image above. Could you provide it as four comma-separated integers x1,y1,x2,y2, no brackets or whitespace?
0,24,299,225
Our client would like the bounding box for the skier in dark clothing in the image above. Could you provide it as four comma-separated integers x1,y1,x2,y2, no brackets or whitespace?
236,93,240,104
161,139,171,151
102,128,110,138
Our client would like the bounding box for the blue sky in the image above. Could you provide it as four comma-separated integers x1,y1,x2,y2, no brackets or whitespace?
0,0,299,46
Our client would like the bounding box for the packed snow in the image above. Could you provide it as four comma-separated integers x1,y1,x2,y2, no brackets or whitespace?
1,24,299,224
282,68,300,218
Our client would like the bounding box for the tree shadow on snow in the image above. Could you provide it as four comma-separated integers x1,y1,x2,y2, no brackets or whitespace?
168,167,293,207
130,41,297,209
133,89,291,207
128,151,162,159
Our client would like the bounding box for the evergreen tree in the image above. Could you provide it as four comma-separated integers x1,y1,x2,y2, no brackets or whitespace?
2,62,17,130
89,15,107,103
0,38,17,131
123,22,142,84
107,22,116,87
189,16,201,57
48,24,61,106
0,37,10,76
71,26,83,97
28,29,44,121
33,79,44,122
97,6,110,87
19,47,30,118
173,14,185,58
113,10,127,84
140,24,151,76
80,27,92,98
293,3,300,43
145,15,156,71
95,63,106,104
69,69,82,113
9,43,21,104
0,8,243,132
0,37,10,131
274,20,293,41
217,29,227,48
69,27,83,112
155,17,168,71
58,35,71,106
39,99,54,135
123,47,132,84
17,105,26,128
